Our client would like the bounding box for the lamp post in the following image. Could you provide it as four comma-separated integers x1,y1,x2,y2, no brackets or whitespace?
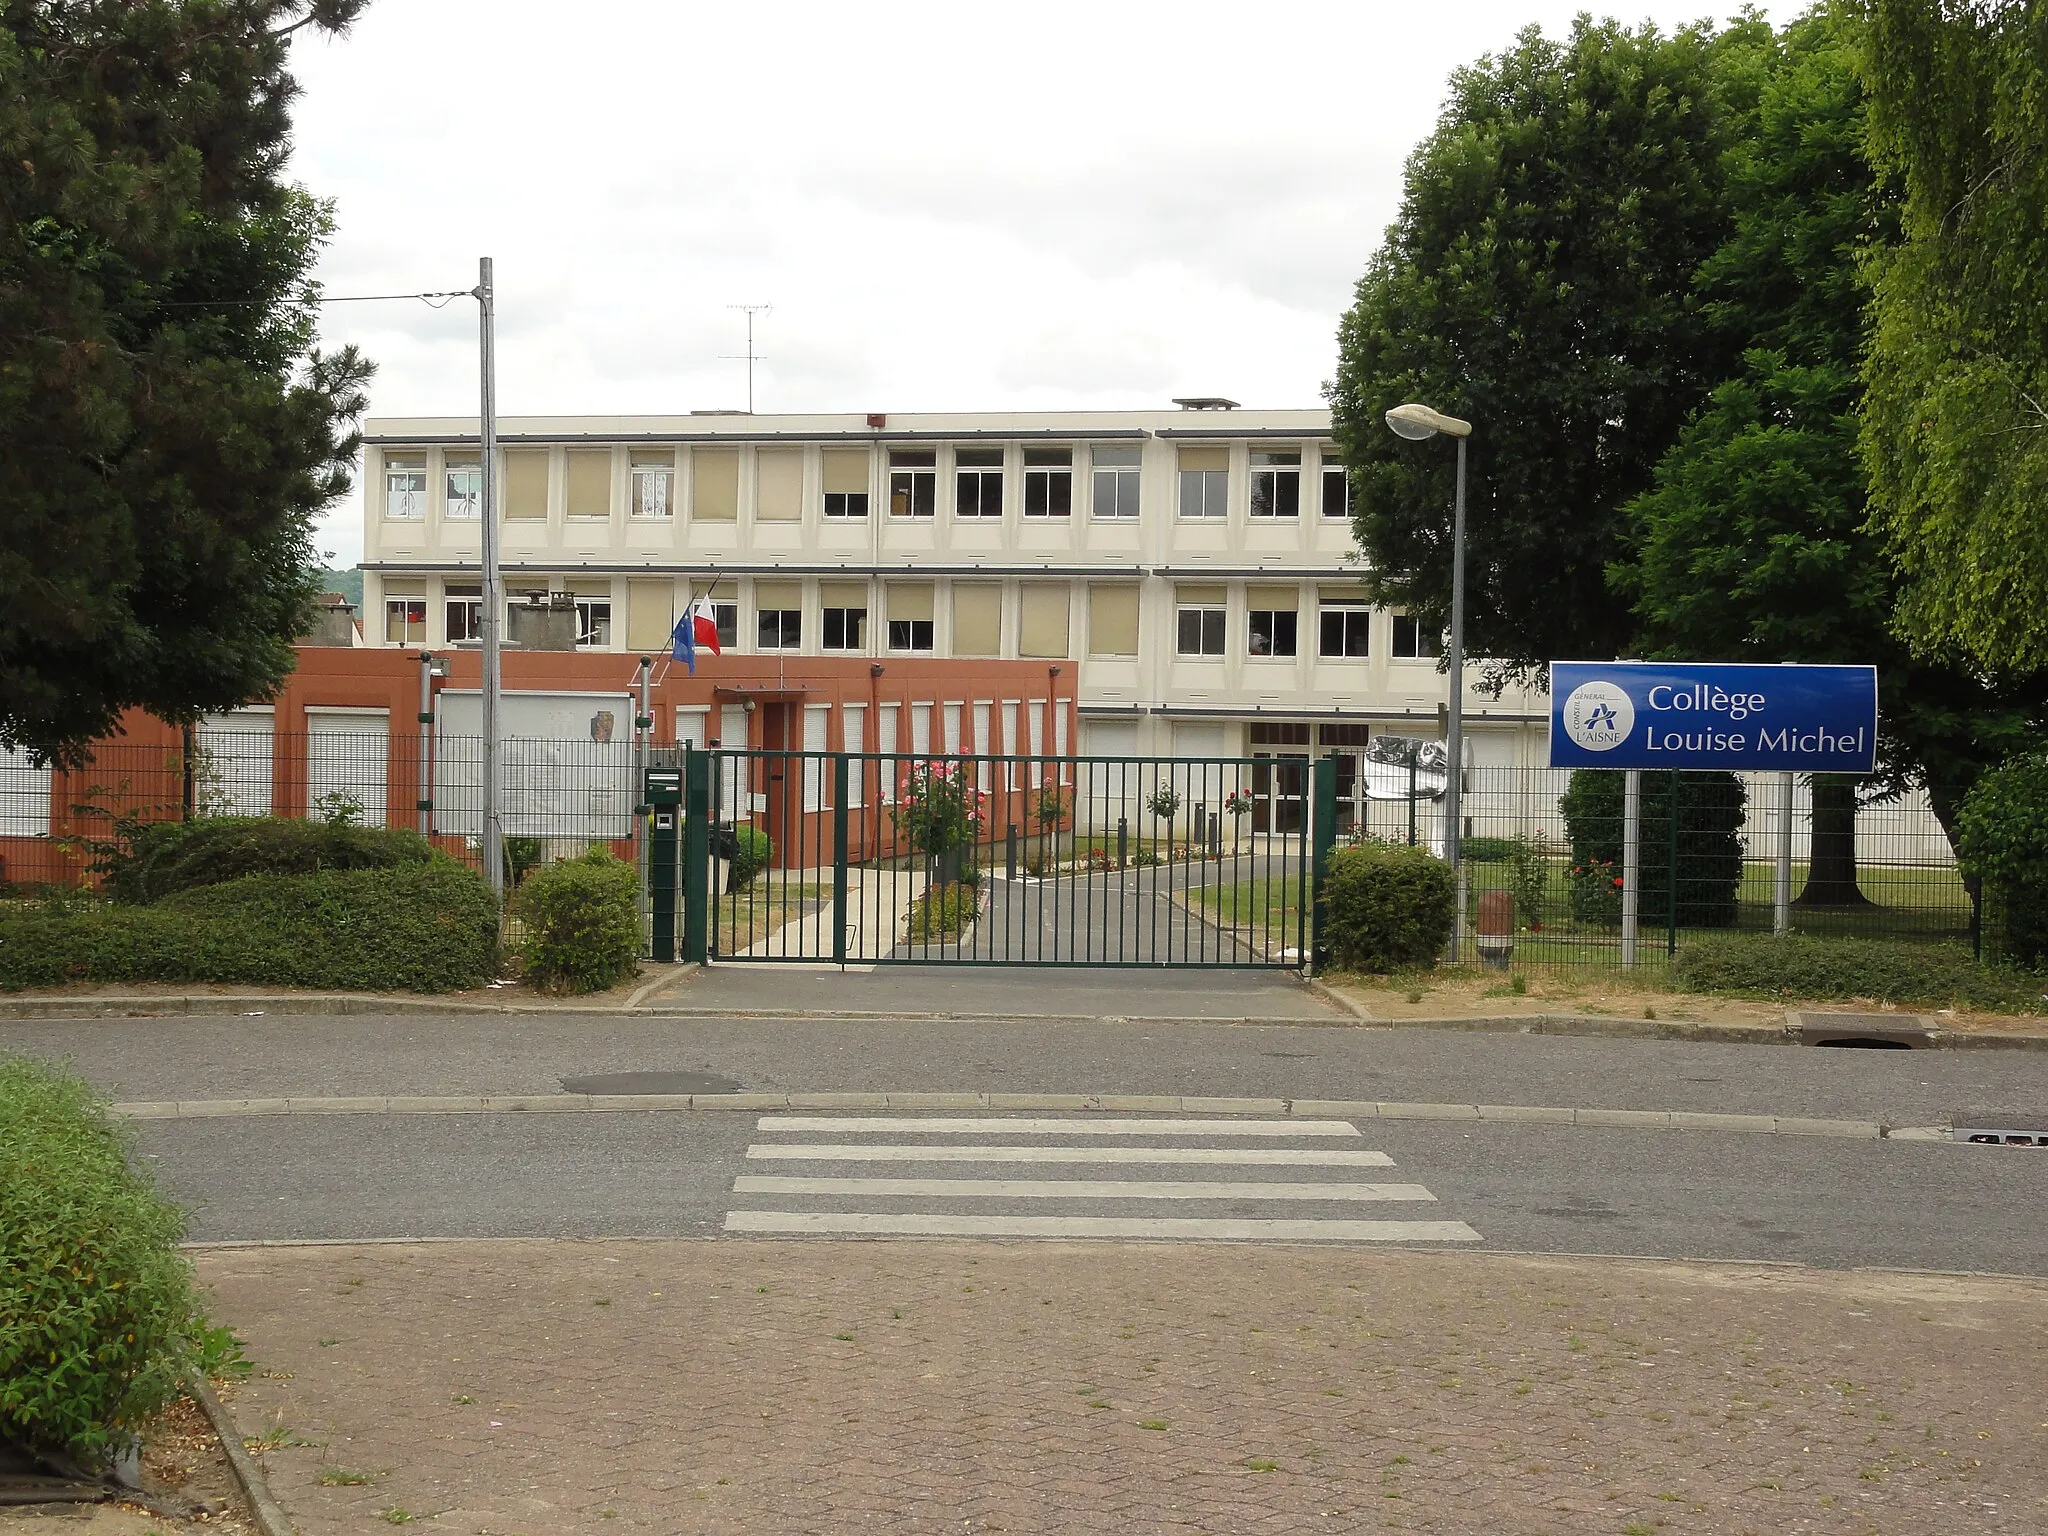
1384,402,1473,955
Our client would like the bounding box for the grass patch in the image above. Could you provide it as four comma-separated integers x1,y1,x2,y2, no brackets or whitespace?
1673,934,2046,1013
711,881,827,950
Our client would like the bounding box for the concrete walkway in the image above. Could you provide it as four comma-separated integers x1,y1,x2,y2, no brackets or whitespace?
740,868,927,962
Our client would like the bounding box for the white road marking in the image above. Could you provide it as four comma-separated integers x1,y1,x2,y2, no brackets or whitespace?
724,1211,1481,1242
743,1144,1397,1167
732,1175,1437,1202
753,1116,1361,1137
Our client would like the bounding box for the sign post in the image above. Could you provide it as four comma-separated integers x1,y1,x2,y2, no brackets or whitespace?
1549,663,1878,965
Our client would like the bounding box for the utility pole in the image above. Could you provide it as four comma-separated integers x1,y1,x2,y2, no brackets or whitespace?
724,303,772,413
476,257,504,899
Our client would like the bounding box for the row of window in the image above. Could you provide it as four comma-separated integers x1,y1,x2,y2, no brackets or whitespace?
383,446,1352,524
1176,605,1440,661
385,584,1437,661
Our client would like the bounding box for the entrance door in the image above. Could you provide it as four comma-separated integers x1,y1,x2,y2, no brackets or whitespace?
1251,752,1308,834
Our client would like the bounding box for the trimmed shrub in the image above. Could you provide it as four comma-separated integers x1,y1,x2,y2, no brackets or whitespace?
906,881,978,943
106,816,433,905
513,850,642,994
1560,769,1746,928
1672,934,2047,1013
733,831,770,888
1458,835,1518,863
1322,844,1456,973
0,861,499,993
1956,753,2048,969
0,1058,198,1466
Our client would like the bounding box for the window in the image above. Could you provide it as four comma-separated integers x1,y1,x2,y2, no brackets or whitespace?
955,447,1003,517
1250,450,1300,518
1024,446,1072,517
1320,603,1371,658
444,460,482,520
1248,608,1298,657
630,454,673,519
1178,446,1228,518
575,597,612,648
445,584,482,642
709,601,739,649
1250,722,1311,746
1392,613,1440,658
1091,445,1141,519
888,618,934,651
386,460,426,520
566,450,612,520
1321,452,1350,519
889,448,937,517
822,606,867,650
1177,605,1226,657
822,450,869,518
384,598,426,644
757,608,801,649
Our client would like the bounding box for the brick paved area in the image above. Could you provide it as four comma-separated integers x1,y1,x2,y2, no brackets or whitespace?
197,1241,2048,1535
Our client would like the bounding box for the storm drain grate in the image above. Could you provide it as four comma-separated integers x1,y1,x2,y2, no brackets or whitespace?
1951,1113,2048,1147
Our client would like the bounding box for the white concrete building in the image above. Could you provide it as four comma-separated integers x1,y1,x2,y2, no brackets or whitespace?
361,403,1549,831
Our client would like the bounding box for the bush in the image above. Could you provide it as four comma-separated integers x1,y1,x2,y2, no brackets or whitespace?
106,816,433,905
1672,934,2048,1013
513,849,642,994
1560,769,1746,928
1322,844,1456,972
907,881,978,943
1956,753,2048,968
723,824,773,890
0,1059,199,1467
1459,835,1518,863
0,861,499,993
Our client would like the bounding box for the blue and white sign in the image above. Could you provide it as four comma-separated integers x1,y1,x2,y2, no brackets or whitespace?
1548,662,1877,772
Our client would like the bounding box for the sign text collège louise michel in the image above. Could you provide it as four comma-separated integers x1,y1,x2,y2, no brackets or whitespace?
1547,662,1879,774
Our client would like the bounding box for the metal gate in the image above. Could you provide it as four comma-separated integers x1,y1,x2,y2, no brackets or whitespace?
668,751,1328,968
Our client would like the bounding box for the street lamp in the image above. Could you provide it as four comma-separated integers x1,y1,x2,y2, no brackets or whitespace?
1384,402,1473,953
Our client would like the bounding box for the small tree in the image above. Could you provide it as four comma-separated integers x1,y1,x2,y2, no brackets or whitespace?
1145,782,1182,862
893,761,983,868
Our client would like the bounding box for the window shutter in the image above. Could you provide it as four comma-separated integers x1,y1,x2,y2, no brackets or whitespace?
566,450,612,518
755,449,803,520
752,579,802,612
1087,585,1140,656
691,449,740,520
1017,583,1070,658
819,580,868,610
951,583,1001,657
1177,445,1228,472
886,583,935,623
626,580,674,651
504,450,549,519
822,450,870,494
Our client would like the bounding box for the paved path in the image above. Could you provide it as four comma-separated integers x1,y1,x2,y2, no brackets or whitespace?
199,1238,2048,1535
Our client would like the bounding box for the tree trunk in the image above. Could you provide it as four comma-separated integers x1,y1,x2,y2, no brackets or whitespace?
1795,774,1871,907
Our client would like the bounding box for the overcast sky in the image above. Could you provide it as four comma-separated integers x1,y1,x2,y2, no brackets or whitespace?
293,0,1783,565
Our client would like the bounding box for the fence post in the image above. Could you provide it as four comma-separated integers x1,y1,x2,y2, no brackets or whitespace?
1774,771,1794,937
1667,768,1681,959
832,755,849,969
682,747,710,964
1310,753,1337,972
1621,769,1641,969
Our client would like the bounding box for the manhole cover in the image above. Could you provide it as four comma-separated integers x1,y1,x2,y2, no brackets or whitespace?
559,1071,744,1096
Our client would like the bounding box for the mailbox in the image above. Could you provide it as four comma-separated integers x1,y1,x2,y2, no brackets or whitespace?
644,768,683,808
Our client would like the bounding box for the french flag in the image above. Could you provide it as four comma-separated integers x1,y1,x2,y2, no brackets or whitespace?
669,597,722,674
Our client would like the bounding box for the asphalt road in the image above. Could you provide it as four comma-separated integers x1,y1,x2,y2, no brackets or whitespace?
11,1005,2047,1124
132,1108,2048,1275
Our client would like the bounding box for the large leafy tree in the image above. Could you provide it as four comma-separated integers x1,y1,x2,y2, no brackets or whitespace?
1328,15,1773,679
0,0,374,762
1615,11,2044,894
1857,0,2048,677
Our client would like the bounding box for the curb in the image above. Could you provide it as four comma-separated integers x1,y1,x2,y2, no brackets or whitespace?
110,1089,1922,1140
4,990,2043,1049
187,1374,294,1536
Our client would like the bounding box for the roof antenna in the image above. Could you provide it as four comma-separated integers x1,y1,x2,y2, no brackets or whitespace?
724,304,773,413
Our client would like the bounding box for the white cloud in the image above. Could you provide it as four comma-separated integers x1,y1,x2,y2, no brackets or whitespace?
292,0,1781,563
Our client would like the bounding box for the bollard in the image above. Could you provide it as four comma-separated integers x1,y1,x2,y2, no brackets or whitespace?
1006,822,1018,881
1117,816,1128,870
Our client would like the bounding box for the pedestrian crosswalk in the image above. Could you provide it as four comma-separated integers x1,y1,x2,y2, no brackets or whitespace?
722,1114,1481,1244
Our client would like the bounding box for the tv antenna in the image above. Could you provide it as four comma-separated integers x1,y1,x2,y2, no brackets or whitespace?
723,303,773,413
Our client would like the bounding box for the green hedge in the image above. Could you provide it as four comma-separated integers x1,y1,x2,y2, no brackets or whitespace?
513,850,642,994
1672,934,2047,1013
1323,844,1456,973
1560,769,1746,928
106,816,433,905
0,861,499,993
1956,753,2048,968
0,1059,198,1466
